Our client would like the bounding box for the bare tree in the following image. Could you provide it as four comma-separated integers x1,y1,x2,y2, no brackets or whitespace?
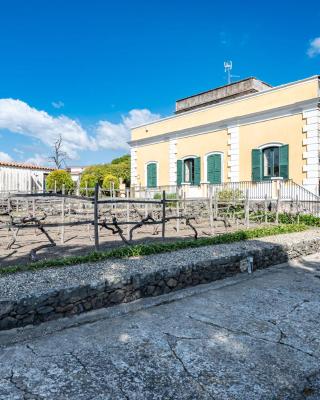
48,135,69,169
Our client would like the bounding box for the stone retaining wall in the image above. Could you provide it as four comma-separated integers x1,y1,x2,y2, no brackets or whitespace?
1,236,320,331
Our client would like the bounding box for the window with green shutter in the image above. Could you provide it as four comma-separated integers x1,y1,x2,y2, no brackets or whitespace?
177,157,201,185
147,163,157,188
207,154,221,184
252,145,289,181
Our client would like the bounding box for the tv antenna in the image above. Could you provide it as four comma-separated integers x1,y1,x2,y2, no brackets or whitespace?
224,61,239,84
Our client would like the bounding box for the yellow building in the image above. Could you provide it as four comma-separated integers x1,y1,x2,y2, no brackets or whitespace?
130,76,320,197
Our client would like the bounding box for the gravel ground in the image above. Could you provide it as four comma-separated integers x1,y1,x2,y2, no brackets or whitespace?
1,228,320,302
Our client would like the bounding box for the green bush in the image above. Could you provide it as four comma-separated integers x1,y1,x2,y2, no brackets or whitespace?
79,154,130,195
217,189,244,202
46,170,74,192
102,174,119,190
278,213,320,226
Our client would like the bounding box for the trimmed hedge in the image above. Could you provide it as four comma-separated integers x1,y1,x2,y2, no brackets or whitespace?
0,224,308,277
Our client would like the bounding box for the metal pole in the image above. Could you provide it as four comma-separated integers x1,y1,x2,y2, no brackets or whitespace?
60,184,65,244
94,183,100,251
162,190,166,239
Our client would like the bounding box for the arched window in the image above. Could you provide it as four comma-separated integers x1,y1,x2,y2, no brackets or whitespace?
252,144,288,181
177,156,201,186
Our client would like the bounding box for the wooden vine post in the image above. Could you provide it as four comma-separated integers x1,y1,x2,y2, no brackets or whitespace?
245,189,250,228
276,187,281,225
60,184,65,244
162,190,166,239
264,194,268,224
94,183,100,251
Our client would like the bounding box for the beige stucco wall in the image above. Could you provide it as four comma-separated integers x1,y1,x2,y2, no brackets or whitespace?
132,78,319,141
131,76,319,189
175,129,228,182
135,142,169,186
239,114,305,183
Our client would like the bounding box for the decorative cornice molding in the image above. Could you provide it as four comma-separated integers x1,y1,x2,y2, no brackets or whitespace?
131,75,319,130
129,98,319,147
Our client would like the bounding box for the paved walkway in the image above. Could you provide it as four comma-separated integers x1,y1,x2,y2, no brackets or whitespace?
0,254,320,399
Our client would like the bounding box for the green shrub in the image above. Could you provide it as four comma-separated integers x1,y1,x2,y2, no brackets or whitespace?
217,189,244,202
46,170,74,192
102,174,119,190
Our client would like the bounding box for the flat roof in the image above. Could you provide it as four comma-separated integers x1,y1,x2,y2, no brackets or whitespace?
131,75,320,131
175,77,272,103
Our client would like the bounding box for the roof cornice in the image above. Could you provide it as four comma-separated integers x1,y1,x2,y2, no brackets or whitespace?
131,75,320,131
129,97,319,147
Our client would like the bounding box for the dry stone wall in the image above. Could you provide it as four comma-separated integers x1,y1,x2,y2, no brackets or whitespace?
1,235,320,331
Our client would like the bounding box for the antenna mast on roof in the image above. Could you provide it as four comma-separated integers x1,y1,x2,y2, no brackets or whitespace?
224,61,239,84
224,61,232,84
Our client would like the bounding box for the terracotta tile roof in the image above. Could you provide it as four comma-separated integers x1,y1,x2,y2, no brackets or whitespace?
0,161,56,171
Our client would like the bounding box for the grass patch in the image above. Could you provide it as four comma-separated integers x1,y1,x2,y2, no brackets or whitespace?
0,224,309,277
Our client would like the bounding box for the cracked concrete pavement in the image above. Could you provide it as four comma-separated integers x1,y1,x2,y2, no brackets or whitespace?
0,254,320,399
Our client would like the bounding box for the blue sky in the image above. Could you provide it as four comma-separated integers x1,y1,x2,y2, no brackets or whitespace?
0,0,319,166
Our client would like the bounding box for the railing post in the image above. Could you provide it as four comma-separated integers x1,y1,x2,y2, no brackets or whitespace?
162,190,166,239
94,183,100,251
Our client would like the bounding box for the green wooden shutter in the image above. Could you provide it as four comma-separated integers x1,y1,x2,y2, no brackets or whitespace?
207,154,221,184
151,163,157,187
194,157,201,185
252,149,262,182
207,155,214,183
177,160,183,185
279,144,289,179
147,163,157,188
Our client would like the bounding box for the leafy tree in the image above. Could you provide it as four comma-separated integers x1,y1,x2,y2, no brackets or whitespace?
46,170,74,192
111,154,130,165
80,154,131,190
102,174,119,190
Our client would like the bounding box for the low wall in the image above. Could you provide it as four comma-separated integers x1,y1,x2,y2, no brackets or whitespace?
1,231,320,331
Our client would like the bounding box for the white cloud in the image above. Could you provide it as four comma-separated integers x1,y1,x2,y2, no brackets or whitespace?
24,153,49,166
307,37,320,58
13,148,24,155
95,109,160,150
0,99,160,161
0,99,96,159
0,151,13,162
52,100,64,109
